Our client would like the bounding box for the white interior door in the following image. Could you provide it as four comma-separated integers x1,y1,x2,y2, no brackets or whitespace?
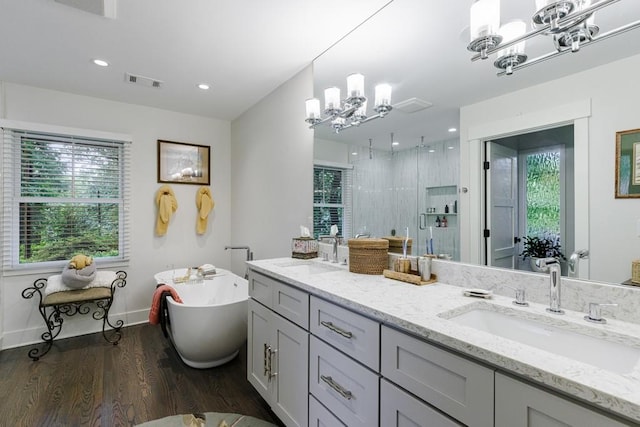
486,142,519,269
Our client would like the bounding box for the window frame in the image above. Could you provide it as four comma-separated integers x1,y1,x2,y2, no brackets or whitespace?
1,121,131,274
313,162,352,239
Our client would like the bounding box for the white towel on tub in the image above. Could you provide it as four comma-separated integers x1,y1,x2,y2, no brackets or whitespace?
45,271,118,296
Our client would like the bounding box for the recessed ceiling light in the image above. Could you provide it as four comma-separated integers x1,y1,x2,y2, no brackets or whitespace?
447,146,455,150
448,127,457,132
92,59,109,67
198,83,210,90
351,152,358,156
392,141,399,146
428,149,435,153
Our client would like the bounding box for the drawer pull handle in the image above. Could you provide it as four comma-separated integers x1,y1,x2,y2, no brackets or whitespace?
320,375,353,400
320,321,353,339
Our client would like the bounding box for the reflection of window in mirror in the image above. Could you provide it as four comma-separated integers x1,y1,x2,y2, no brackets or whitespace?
524,149,561,237
519,144,568,272
313,165,352,239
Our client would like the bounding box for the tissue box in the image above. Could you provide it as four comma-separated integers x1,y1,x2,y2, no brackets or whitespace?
292,237,318,259
632,260,640,284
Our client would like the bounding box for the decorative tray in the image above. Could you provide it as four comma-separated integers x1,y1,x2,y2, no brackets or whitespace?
383,269,437,286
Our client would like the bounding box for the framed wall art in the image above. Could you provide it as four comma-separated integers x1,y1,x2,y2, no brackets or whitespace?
157,140,210,185
615,128,640,198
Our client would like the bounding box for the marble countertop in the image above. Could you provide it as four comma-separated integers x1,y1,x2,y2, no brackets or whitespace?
248,257,640,424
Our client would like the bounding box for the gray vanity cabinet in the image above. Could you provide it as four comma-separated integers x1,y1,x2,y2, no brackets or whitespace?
380,378,464,427
494,373,629,427
308,296,380,427
247,271,309,427
381,325,495,427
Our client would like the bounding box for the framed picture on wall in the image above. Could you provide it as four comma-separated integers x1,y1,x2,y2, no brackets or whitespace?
615,128,640,198
157,140,210,185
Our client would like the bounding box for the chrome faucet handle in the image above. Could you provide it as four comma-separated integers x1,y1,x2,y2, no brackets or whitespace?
505,286,529,307
584,302,618,324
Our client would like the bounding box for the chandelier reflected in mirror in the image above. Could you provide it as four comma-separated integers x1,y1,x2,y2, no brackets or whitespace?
467,0,640,75
305,73,392,133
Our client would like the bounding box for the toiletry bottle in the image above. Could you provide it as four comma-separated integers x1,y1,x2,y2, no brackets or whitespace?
435,216,441,227
442,216,448,228
454,200,457,213
444,204,449,213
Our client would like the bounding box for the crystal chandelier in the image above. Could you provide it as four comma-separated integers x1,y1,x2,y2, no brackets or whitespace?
467,0,640,75
305,73,392,133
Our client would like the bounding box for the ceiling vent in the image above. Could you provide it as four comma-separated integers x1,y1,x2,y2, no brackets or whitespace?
54,0,117,19
393,97,433,113
125,72,163,89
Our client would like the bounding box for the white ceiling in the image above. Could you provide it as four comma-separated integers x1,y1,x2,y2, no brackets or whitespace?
0,0,391,120
0,0,639,150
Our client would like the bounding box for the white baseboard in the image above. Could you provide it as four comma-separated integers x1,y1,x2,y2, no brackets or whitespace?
1,308,149,351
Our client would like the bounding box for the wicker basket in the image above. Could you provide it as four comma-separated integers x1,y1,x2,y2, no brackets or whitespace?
382,236,412,255
348,238,389,275
632,260,640,284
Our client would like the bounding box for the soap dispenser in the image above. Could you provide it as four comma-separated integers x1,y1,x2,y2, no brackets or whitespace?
435,216,441,227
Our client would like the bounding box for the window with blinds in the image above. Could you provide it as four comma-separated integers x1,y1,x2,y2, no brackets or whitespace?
313,165,352,239
2,128,131,270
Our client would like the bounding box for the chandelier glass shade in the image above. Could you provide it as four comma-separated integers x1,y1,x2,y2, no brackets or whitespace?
305,73,392,133
467,0,640,75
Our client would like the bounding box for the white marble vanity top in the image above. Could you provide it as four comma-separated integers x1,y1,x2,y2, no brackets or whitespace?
248,257,640,424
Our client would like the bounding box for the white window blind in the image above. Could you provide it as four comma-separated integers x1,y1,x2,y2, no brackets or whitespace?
2,127,131,270
313,165,352,239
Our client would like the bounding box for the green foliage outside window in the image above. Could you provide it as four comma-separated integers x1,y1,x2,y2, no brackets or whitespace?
526,151,560,240
313,167,344,239
17,137,123,264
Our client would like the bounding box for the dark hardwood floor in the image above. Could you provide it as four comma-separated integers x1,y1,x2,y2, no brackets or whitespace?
0,324,284,427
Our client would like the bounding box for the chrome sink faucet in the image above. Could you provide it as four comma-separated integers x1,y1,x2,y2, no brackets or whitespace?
319,235,340,263
536,257,564,314
568,249,589,278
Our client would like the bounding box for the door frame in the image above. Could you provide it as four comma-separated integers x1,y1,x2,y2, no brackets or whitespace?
461,99,591,279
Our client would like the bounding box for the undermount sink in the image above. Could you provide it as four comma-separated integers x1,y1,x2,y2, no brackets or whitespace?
440,303,640,375
275,260,343,275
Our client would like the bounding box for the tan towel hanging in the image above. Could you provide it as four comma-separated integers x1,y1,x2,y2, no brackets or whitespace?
196,186,215,234
156,184,178,236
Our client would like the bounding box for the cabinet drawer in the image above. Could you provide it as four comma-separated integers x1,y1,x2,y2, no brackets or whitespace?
495,372,629,427
248,270,275,306
380,379,463,427
309,395,346,427
381,326,494,427
310,296,380,370
248,270,309,329
309,336,379,427
273,280,309,329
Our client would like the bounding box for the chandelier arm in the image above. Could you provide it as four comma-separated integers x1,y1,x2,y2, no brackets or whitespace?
496,17,640,76
471,0,621,62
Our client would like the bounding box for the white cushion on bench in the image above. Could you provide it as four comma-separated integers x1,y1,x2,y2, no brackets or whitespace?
45,270,118,296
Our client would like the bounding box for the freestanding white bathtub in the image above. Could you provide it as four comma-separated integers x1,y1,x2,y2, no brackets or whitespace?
153,268,248,369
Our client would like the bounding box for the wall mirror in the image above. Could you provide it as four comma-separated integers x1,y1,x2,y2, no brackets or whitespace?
311,0,640,284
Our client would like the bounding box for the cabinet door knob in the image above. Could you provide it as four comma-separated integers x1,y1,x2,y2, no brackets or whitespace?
320,320,353,339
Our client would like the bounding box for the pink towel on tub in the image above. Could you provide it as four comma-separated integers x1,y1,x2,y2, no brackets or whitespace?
149,284,183,325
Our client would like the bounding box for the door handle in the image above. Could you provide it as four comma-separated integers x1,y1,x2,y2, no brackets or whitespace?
514,236,522,244
419,213,427,230
263,343,270,377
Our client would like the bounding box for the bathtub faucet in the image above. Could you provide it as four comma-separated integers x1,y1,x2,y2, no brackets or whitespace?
225,245,253,280
224,245,253,261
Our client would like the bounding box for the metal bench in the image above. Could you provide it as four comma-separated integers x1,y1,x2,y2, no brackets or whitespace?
21,270,127,360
